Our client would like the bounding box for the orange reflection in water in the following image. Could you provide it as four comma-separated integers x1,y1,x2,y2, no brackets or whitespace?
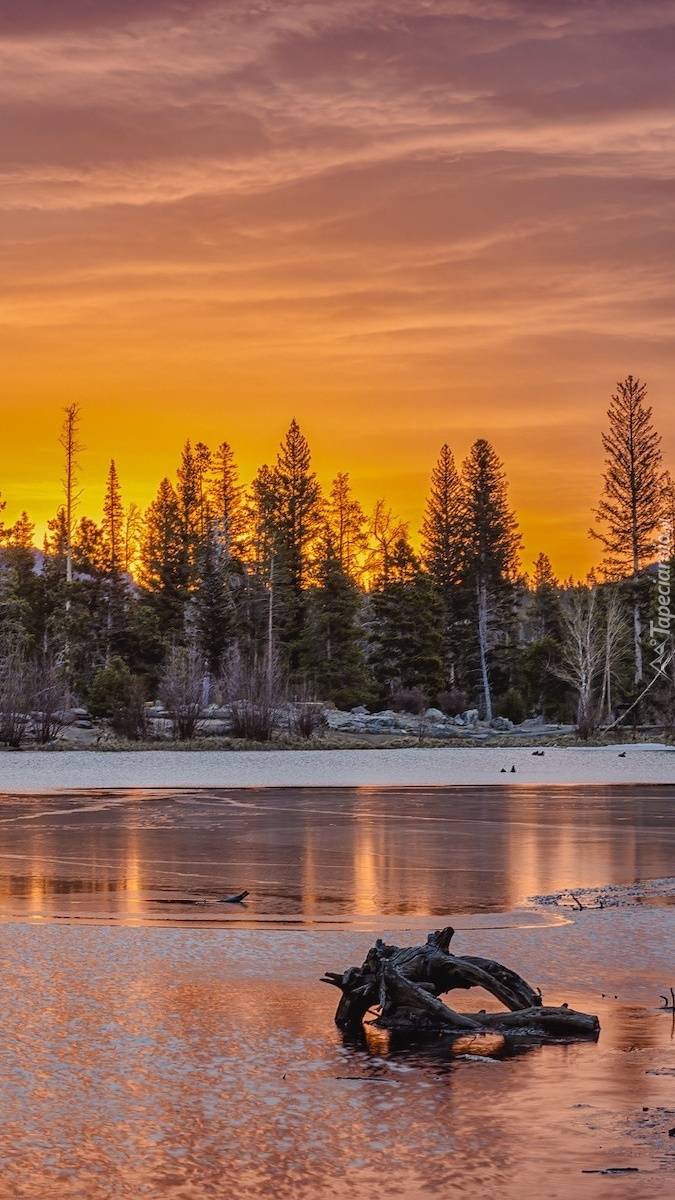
0,920,672,1199
0,785,672,926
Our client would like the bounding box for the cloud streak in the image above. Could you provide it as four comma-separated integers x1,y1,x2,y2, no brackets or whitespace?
0,0,673,575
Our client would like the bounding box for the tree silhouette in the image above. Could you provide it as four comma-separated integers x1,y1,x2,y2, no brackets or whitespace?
139,478,185,634
462,439,520,720
591,375,664,684
326,472,368,581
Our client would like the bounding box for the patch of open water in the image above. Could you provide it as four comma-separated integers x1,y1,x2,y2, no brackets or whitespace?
0,784,672,1197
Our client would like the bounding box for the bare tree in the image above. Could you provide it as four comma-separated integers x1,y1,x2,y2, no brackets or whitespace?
159,646,206,740
598,586,630,721
591,376,664,684
555,587,604,737
123,502,143,575
365,499,408,585
326,472,368,581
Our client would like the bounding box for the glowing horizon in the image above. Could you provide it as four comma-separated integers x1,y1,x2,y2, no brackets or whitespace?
1,1,674,579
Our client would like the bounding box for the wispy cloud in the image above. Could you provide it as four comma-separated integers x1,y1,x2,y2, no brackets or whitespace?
0,0,673,574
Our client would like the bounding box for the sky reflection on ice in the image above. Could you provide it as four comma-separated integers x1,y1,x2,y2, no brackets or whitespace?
0,785,672,1196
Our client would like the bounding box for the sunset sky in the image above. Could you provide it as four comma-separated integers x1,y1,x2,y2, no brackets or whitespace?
1,0,674,578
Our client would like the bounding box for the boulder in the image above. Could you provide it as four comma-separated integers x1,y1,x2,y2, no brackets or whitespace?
490,716,513,731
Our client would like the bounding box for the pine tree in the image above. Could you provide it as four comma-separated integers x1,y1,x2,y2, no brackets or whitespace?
191,529,235,679
7,512,35,549
271,420,323,593
242,464,278,662
73,517,105,576
268,420,323,668
529,552,563,641
591,376,665,684
662,472,675,542
462,439,520,720
421,444,464,679
369,537,444,698
194,441,213,542
138,478,185,634
45,507,69,565
176,440,202,591
302,535,370,707
102,460,124,577
421,445,464,594
212,441,245,557
101,460,127,662
0,541,42,653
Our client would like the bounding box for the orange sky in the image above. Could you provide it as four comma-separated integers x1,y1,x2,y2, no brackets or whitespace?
1,0,674,579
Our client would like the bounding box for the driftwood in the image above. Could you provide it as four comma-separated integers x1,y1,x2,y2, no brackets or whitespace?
322,927,599,1040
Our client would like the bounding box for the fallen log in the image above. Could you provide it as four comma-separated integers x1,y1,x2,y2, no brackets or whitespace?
321,926,599,1041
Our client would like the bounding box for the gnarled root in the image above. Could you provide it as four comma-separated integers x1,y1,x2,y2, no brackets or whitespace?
321,927,599,1041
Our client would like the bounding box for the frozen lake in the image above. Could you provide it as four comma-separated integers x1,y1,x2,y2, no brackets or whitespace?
0,785,673,1197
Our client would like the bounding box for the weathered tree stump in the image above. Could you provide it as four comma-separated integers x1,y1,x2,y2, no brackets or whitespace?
321,927,599,1040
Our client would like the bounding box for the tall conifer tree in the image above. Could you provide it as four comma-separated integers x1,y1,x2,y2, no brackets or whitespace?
462,439,520,720
268,420,323,668
369,537,444,699
421,444,464,680
139,478,185,633
591,376,664,684
212,441,245,557
101,460,126,662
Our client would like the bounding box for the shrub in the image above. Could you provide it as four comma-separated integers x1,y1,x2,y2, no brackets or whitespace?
89,657,134,719
437,688,468,717
89,658,149,741
27,658,68,744
229,700,276,741
288,703,327,739
159,646,206,740
0,648,29,748
221,645,284,743
390,687,429,715
110,677,149,741
496,687,526,725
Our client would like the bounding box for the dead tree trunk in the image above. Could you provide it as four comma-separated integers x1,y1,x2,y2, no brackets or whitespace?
322,927,599,1040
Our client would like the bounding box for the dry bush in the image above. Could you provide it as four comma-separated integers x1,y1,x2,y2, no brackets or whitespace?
288,702,327,739
0,648,29,748
222,646,284,742
159,645,206,740
27,658,68,744
437,688,468,717
390,687,429,715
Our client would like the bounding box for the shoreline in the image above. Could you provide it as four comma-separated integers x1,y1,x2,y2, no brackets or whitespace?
2,744,675,792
